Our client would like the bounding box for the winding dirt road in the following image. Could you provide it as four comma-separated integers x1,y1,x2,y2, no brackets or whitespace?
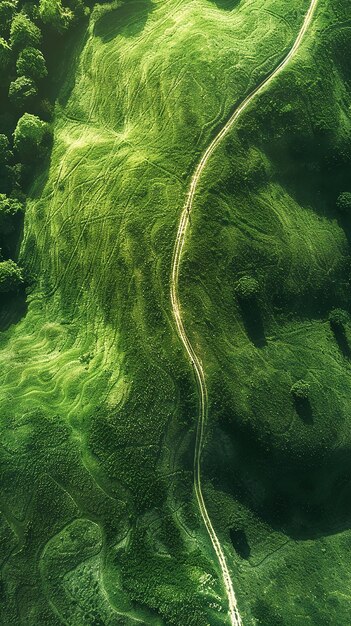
170,1,318,624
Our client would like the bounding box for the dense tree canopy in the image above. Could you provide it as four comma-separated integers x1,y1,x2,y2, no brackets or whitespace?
0,194,24,234
0,259,23,292
0,1,17,37
39,0,75,32
0,36,11,69
13,112,48,161
9,76,38,109
16,47,48,80
0,0,105,301
10,14,42,50
0,135,11,166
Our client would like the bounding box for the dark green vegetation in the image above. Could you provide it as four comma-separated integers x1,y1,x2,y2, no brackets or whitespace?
336,191,351,213
0,0,96,303
0,258,23,291
234,276,260,301
0,0,351,625
290,379,310,400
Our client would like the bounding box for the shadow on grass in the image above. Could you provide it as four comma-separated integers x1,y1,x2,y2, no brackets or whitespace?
94,0,154,43
332,325,351,359
239,298,267,348
230,528,250,559
294,396,313,425
335,212,351,255
206,418,351,542
46,22,88,110
0,289,28,332
210,0,240,9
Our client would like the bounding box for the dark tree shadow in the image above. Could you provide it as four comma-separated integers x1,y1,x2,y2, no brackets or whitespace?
205,419,351,542
94,0,154,43
210,0,240,10
230,528,250,559
0,290,28,332
239,298,267,348
1,211,25,260
335,212,351,255
294,396,313,425
331,324,351,359
45,22,88,109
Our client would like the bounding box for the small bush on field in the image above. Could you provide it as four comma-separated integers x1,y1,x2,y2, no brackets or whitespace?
291,380,310,400
235,276,260,300
336,192,351,212
329,308,349,331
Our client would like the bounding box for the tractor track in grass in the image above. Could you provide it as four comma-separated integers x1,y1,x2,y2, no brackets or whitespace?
170,1,318,624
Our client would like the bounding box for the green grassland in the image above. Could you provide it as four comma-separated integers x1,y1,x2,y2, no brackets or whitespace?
0,0,350,624
181,0,351,623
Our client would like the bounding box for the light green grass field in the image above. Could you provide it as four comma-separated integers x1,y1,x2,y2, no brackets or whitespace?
1,0,351,624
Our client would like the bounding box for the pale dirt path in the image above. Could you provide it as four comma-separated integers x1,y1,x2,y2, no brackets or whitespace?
170,1,318,624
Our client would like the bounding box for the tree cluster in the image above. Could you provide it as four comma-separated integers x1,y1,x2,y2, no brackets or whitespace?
0,0,96,293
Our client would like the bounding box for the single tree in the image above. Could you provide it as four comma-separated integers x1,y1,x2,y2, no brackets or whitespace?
9,76,38,109
336,192,351,213
10,13,41,50
13,112,48,162
39,0,74,33
0,1,17,37
329,308,349,332
0,259,23,292
290,379,310,400
0,194,24,234
16,47,48,80
235,276,260,300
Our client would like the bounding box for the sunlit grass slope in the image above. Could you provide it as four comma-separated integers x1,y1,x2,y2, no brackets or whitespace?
0,0,335,624
180,0,351,623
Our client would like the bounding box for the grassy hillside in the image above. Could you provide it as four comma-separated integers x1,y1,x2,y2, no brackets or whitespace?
181,0,351,623
0,0,350,624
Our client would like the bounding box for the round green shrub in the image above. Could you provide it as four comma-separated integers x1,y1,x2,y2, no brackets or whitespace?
13,113,48,162
0,259,24,293
9,76,38,109
336,192,351,212
290,379,310,400
16,47,48,81
0,194,24,234
329,308,349,330
235,276,260,300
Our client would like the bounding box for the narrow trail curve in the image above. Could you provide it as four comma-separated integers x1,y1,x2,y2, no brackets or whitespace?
170,1,318,624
